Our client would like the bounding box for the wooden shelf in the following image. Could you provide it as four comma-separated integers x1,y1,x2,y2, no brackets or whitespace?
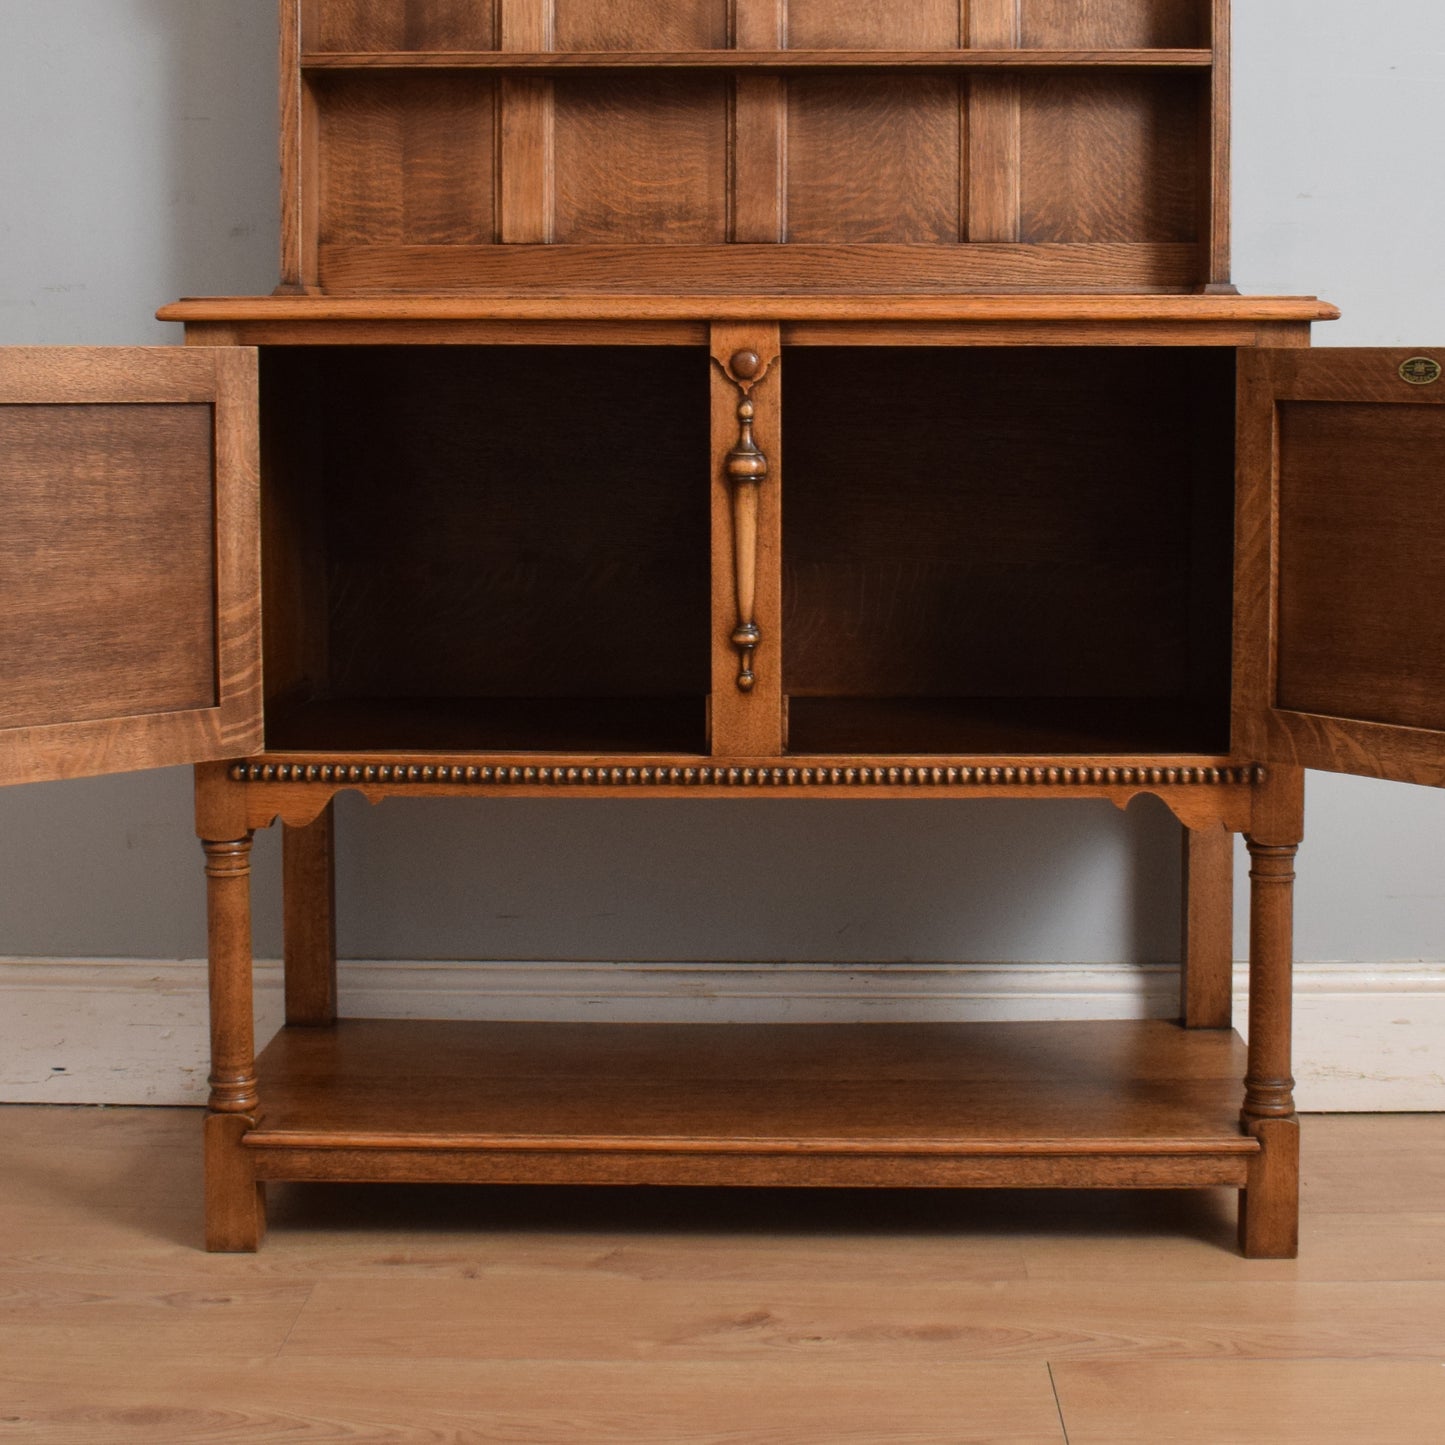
245,1019,1258,1190
301,49,1215,73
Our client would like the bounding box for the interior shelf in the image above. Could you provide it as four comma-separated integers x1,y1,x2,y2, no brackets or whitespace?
245,1019,1258,1190
301,49,1215,72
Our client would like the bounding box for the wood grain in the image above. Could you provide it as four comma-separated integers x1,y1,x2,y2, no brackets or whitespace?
1235,348,1445,787
307,0,498,51
0,404,216,729
787,77,963,243
316,72,496,245
781,346,1235,708
1180,822,1234,1028
1053,1361,1445,1445
0,348,261,785
1019,74,1199,243
160,293,1338,325
554,0,726,51
1,1355,1065,1443
299,49,1217,71
710,324,784,757
553,76,730,242
283,803,337,1027
1020,0,1203,49
786,0,962,48
281,1268,1445,1363
4,1109,1445,1439
313,239,1208,291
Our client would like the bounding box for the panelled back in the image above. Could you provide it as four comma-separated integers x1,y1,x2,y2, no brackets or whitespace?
285,0,1226,293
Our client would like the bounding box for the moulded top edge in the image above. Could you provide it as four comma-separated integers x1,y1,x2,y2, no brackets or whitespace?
297,48,1215,70
158,295,1342,325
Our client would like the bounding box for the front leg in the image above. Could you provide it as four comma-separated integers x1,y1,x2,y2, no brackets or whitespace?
1238,767,1304,1259
197,764,264,1252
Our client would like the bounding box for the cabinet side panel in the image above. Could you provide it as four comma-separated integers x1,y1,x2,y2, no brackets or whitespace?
553,77,729,244
317,74,496,246
786,78,963,244
0,405,216,729
1019,0,1204,48
1019,75,1199,244
1276,403,1445,732
553,0,727,50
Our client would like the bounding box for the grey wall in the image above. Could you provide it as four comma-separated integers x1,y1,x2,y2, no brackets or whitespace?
0,1,1442,973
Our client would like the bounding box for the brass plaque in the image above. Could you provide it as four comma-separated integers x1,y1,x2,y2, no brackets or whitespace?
1399,356,1443,386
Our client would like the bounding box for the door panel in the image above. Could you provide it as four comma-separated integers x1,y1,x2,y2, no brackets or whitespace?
0,348,261,785
1236,347,1445,787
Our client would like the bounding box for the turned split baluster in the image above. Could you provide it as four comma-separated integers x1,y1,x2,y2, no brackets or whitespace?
197,763,265,1252
1239,766,1305,1259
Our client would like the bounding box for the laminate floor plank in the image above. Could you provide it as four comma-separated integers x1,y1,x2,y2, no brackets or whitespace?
1051,1360,1445,1445
0,1357,1066,1444
280,1271,1445,1363
0,1271,313,1360
2,1107,1444,1442
1022,1210,1445,1283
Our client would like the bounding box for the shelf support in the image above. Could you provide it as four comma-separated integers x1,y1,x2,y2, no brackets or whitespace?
284,801,338,1026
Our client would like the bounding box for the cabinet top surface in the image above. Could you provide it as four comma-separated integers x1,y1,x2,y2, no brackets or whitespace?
159,294,1340,325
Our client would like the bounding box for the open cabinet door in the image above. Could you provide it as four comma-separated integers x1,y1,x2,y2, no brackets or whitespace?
0,348,261,785
1236,347,1445,787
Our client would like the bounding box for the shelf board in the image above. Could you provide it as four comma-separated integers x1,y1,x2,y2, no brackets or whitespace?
246,1019,1257,1190
301,48,1215,73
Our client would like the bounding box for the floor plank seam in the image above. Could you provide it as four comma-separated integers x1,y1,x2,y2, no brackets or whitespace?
1047,1361,1073,1444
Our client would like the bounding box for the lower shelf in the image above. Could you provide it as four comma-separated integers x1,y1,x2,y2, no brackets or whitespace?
245,1019,1257,1190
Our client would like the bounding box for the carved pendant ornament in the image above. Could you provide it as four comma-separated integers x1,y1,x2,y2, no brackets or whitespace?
718,346,775,693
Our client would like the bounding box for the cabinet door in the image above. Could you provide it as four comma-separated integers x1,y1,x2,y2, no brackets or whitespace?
1235,347,1445,786
0,348,261,785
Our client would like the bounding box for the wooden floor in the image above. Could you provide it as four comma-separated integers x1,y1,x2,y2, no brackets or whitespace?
0,1108,1442,1442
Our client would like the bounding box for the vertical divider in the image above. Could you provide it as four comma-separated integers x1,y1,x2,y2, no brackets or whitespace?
498,0,555,243
278,0,319,290
1200,0,1234,291
965,0,1022,244
710,323,784,758
730,0,788,243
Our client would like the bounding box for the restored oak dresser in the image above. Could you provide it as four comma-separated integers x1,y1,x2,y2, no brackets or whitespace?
2,1,1442,1256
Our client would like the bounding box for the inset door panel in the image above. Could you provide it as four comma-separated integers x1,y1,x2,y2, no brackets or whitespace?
0,348,261,785
1237,348,1445,786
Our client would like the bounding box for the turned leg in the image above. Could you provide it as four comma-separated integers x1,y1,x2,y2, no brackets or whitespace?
284,802,337,1026
1238,769,1305,1259
1180,821,1234,1029
202,831,265,1252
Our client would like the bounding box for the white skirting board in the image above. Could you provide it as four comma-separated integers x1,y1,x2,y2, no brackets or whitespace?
0,957,1442,1112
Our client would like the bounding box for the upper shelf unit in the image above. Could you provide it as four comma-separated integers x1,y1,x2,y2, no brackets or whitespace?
281,1,1231,296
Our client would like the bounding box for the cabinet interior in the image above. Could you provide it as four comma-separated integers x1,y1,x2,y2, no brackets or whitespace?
784,346,1236,755
260,343,1235,759
260,346,713,754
